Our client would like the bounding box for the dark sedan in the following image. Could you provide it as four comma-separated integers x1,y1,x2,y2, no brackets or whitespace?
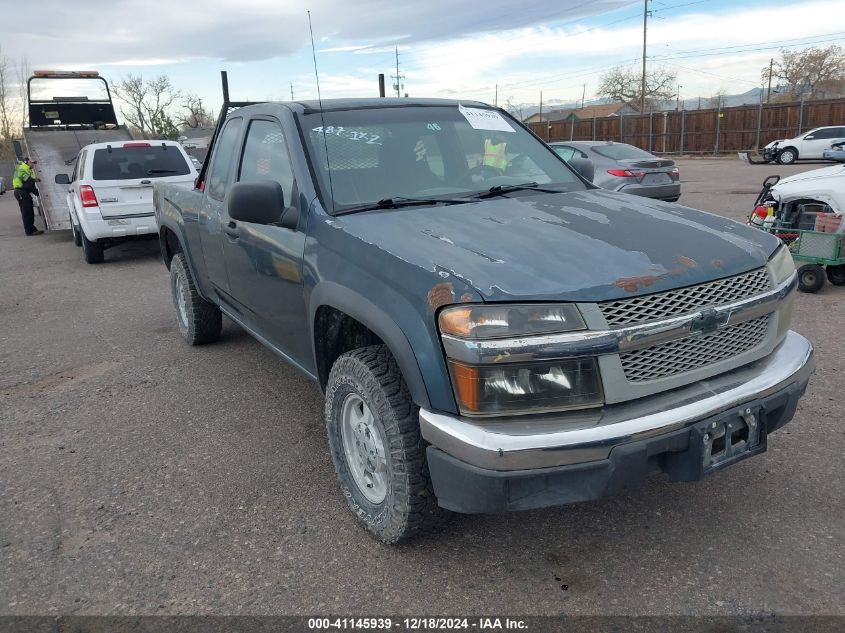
550,140,681,202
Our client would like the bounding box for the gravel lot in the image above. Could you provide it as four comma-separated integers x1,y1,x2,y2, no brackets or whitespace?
1,158,843,617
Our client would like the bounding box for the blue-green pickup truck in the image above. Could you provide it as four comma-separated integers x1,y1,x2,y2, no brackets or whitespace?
154,98,813,543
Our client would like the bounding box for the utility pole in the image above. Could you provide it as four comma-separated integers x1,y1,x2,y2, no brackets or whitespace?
640,0,649,115
391,47,405,98
290,82,294,101
581,83,586,109
766,57,774,103
676,83,682,110
378,73,386,97
495,84,498,107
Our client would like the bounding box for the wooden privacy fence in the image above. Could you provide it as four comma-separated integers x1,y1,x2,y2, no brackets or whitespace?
526,98,845,155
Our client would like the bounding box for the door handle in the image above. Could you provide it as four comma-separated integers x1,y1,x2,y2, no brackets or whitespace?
223,220,240,238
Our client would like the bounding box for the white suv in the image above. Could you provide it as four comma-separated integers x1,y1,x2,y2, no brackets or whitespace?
55,140,196,263
764,126,845,165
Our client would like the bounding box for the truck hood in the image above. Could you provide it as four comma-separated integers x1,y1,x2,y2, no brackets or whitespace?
334,189,779,303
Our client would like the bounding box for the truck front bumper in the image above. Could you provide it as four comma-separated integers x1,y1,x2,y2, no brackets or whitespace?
420,330,814,513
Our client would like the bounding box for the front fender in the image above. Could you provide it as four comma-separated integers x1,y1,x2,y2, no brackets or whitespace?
309,281,435,410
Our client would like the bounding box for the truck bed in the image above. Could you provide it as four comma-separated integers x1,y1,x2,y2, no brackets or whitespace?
23,127,133,231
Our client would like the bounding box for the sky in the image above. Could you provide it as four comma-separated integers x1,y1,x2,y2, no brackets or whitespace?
2,0,844,116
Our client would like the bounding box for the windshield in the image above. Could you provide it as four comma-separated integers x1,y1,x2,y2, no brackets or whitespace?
299,105,585,212
590,143,655,160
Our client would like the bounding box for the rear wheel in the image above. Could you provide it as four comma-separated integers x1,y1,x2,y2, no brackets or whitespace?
778,147,798,165
81,229,104,264
71,221,82,247
826,264,845,286
325,345,448,544
798,263,825,293
169,253,222,344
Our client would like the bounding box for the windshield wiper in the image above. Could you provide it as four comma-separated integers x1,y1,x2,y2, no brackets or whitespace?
147,169,180,174
464,182,564,200
333,196,471,216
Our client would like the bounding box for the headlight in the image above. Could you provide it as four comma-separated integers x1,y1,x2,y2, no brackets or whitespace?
439,304,585,339
769,245,795,285
448,358,603,416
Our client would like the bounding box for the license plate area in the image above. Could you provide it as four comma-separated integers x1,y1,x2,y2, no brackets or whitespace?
699,406,765,474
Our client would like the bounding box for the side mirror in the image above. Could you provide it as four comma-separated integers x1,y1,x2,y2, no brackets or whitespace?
55,173,70,185
569,157,595,183
227,180,285,225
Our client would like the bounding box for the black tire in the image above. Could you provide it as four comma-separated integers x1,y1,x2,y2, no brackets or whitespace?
71,221,82,247
81,229,104,264
798,263,825,293
169,253,222,345
664,196,681,202
826,264,845,286
778,147,798,165
325,345,448,544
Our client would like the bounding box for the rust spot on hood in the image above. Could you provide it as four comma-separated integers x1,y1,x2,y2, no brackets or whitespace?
615,275,660,293
677,255,697,268
428,282,455,311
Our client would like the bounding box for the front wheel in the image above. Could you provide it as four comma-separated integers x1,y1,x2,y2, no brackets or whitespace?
798,263,825,293
325,345,448,544
778,147,798,165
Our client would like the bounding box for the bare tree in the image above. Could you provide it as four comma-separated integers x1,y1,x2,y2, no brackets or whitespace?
597,65,677,111
178,93,214,129
503,96,524,120
111,74,181,137
706,89,728,109
0,46,15,140
763,45,845,99
16,55,30,129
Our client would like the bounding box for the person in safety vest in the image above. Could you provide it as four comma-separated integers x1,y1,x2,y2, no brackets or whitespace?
481,133,509,172
13,158,42,236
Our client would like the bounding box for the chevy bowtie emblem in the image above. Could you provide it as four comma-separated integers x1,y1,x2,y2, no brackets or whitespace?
690,308,730,335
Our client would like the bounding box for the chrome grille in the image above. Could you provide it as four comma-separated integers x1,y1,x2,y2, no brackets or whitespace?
599,268,771,328
620,316,770,382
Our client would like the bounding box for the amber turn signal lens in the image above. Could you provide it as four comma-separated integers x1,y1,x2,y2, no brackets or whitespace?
449,362,481,413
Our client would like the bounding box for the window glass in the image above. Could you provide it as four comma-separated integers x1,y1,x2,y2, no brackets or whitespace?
239,120,295,206
78,150,87,180
552,146,577,161
207,118,243,201
92,145,190,181
300,106,583,211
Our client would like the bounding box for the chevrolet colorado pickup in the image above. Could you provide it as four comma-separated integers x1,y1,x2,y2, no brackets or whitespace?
154,97,814,544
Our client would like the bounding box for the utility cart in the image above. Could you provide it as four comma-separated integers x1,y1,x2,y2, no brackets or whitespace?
764,227,845,292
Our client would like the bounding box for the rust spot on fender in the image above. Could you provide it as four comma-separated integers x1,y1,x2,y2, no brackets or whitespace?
428,282,455,311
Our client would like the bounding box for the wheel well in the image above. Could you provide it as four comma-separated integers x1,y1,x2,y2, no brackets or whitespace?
314,306,385,389
160,227,182,269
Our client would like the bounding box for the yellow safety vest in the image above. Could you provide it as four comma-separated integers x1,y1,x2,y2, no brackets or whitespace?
12,162,37,189
482,140,508,170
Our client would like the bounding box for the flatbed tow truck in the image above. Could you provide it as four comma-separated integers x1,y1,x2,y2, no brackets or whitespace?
16,70,132,231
